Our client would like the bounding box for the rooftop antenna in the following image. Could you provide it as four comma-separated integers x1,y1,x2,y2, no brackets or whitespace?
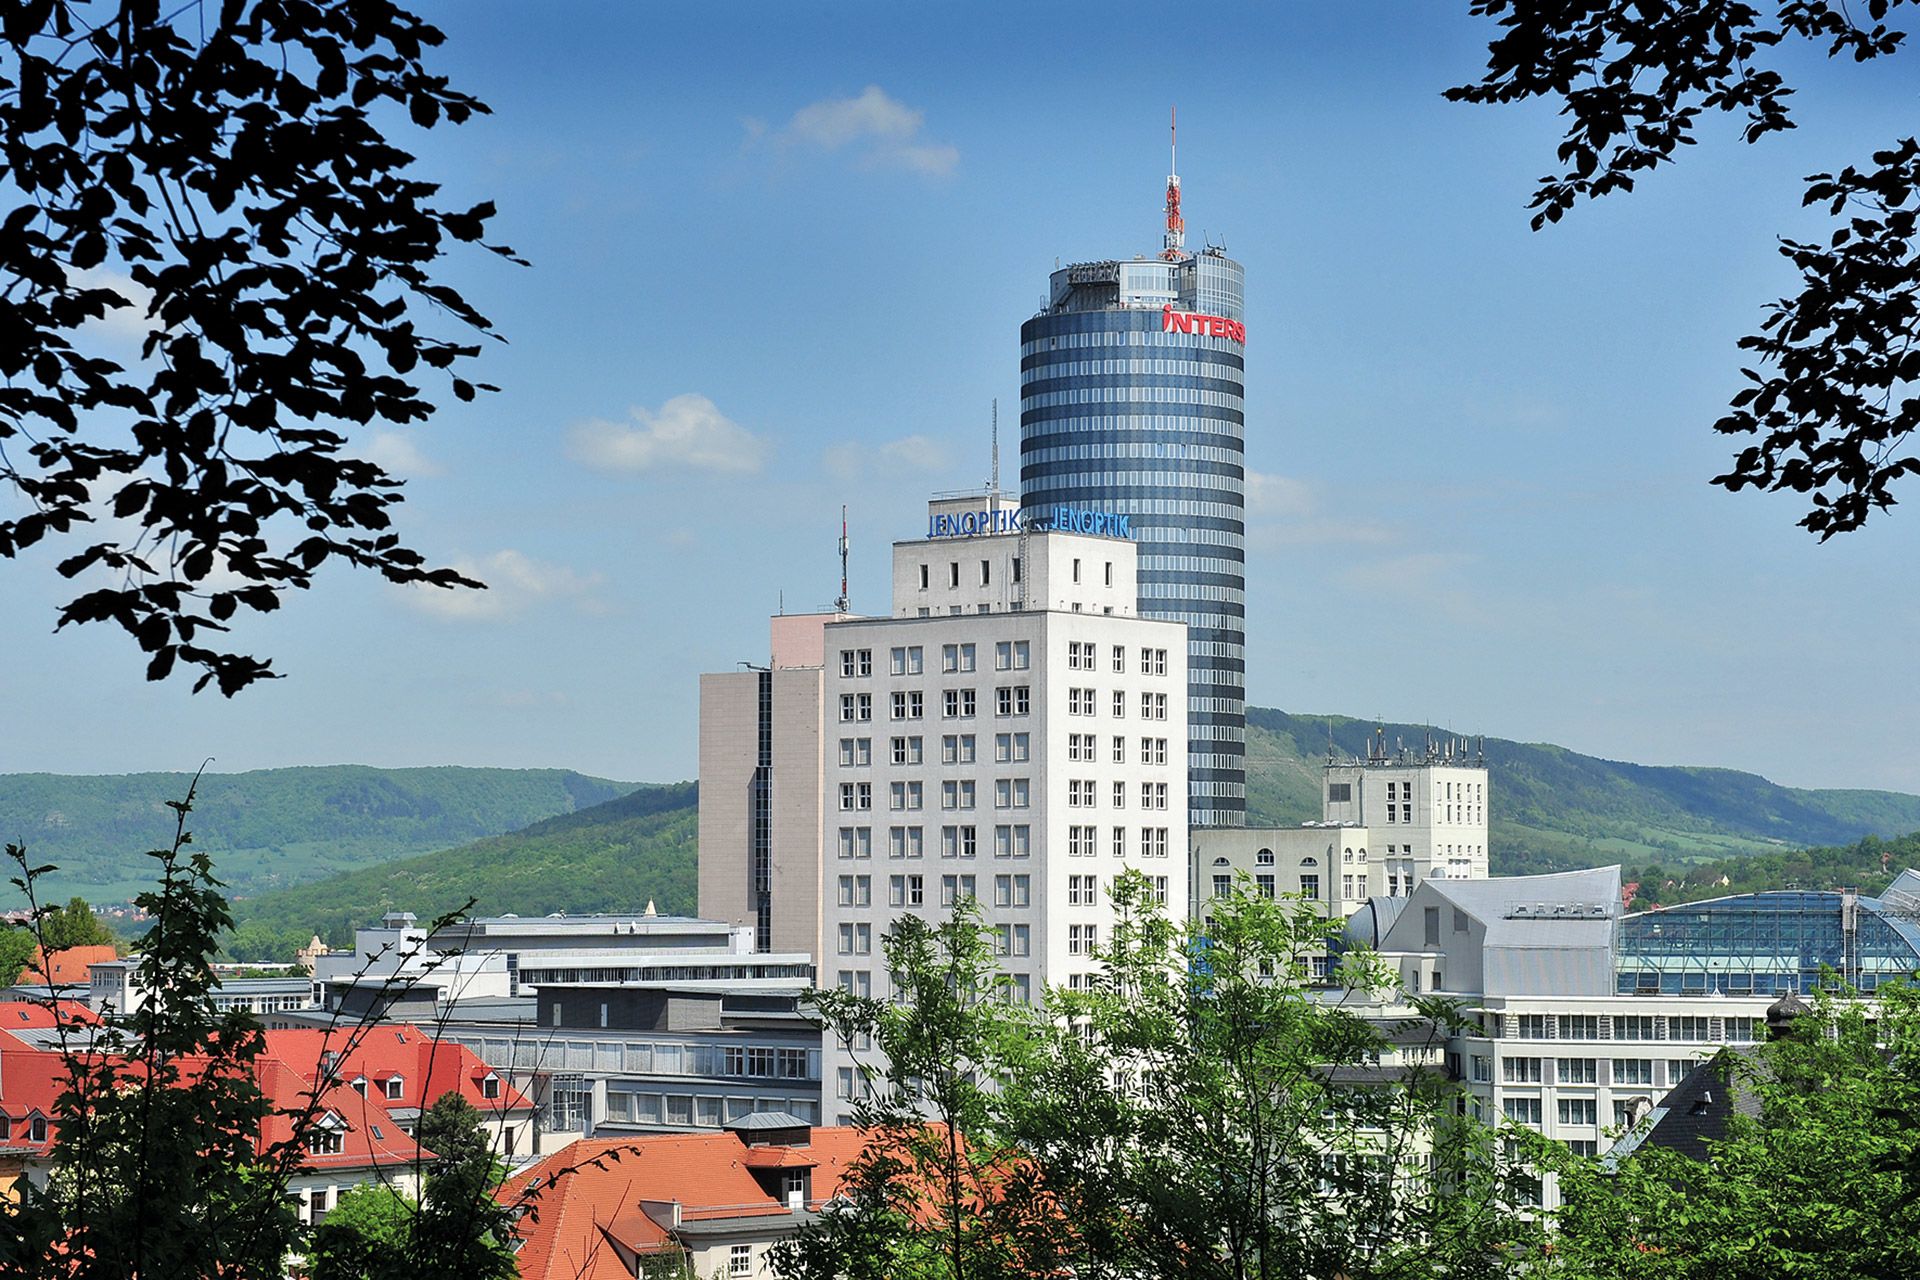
834,506,850,614
990,399,1000,494
1160,106,1185,262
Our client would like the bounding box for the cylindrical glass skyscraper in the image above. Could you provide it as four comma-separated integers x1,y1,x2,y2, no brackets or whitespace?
1019,249,1247,826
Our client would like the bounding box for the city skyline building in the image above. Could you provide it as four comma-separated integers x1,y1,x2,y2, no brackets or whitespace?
817,490,1190,1120
1019,119,1249,827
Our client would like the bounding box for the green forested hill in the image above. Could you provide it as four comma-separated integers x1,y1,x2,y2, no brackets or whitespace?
1247,709,1920,874
0,767,636,904
229,782,699,947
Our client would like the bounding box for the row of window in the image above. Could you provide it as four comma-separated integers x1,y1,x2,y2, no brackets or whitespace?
838,686,1036,723
1065,778,1170,809
1505,1013,1761,1042
841,642,1032,679
838,825,1030,858
1066,688,1171,720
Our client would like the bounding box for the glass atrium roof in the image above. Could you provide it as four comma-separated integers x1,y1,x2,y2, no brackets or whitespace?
1616,889,1920,996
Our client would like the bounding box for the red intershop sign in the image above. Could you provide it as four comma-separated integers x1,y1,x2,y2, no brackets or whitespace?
1162,305,1246,344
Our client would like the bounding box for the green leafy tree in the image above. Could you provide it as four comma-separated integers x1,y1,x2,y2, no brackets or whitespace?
0,0,519,693
0,782,535,1279
776,901,1057,1280
0,924,36,985
1451,1,1918,537
311,1185,414,1280
778,876,1538,1280
1538,984,1920,1279
39,895,115,951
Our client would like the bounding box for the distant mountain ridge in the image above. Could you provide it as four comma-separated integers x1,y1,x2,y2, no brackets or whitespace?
230,782,699,945
18,712,1920,936
1246,710,1920,874
0,766,638,905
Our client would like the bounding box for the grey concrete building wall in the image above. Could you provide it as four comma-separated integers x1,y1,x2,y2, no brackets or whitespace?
769,666,825,961
698,671,759,939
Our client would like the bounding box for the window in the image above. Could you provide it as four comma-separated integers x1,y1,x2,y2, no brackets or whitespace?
1255,874,1275,899
1502,1098,1543,1127
481,1074,500,1101
889,875,906,907
994,874,1012,907
995,778,1030,809
942,688,976,719
1072,557,1081,583
996,685,1031,716
1113,780,1126,809
949,561,960,587
1140,647,1168,675
1558,1058,1598,1084
1111,644,1125,672
1669,1016,1711,1041
840,649,856,678
993,824,1030,858
1140,827,1169,859
1557,1099,1599,1126
731,1244,753,1277
1213,874,1232,898
1503,1056,1543,1083
1299,874,1319,901
1068,923,1099,955
1068,640,1093,670
1558,1014,1601,1040
1012,874,1031,907
1615,1015,1659,1041
308,1127,344,1156
838,875,856,906
941,874,959,907
383,1077,404,1100
907,875,924,906
1614,1058,1655,1085
1113,689,1127,718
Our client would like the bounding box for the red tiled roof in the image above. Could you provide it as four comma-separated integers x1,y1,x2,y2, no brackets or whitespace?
0,1001,99,1032
499,1128,875,1280
22,946,117,988
260,1026,532,1118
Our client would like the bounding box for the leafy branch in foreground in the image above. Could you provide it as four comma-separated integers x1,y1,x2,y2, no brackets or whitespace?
0,1,521,692
1449,1,1917,536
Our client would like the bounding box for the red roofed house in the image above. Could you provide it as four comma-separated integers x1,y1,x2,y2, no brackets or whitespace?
261,1026,537,1159
500,1114,869,1280
0,1024,533,1226
21,945,118,990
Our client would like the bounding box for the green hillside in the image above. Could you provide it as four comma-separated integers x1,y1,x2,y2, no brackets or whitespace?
230,783,699,946
0,766,636,905
1247,709,1920,874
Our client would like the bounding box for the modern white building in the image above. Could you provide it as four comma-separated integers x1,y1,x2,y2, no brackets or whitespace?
1192,734,1490,926
1323,733,1489,883
1331,865,1920,1210
817,491,1190,1120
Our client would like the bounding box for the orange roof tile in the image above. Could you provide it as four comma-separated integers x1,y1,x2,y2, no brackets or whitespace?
22,946,117,988
499,1128,876,1280
259,1025,532,1118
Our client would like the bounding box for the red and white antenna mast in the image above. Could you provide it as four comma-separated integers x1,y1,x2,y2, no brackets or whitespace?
1160,105,1186,261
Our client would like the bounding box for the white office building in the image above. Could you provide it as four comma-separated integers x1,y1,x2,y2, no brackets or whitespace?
817,491,1189,1120
1193,735,1490,927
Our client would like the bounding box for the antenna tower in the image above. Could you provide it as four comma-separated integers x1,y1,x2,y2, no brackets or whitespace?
990,399,1000,494
834,506,850,614
1160,106,1186,261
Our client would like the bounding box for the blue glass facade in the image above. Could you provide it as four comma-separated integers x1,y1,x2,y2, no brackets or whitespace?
1615,890,1920,995
1019,250,1247,826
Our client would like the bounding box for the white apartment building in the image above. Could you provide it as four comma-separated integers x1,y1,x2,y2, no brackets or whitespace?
1192,736,1490,925
819,492,1190,1121
1348,866,1778,1210
1324,735,1489,882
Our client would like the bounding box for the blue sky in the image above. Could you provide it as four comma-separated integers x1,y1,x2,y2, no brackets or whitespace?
4,2,1918,793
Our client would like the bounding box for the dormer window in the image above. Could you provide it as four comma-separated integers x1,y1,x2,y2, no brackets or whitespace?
308,1128,343,1156
351,1076,367,1097
0,1116,11,1141
28,1116,45,1143
481,1074,501,1101
383,1076,404,1101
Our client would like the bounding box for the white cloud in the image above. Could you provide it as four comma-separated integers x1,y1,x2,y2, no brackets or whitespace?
1243,469,1393,547
823,434,957,483
363,430,443,478
760,86,958,177
398,549,603,623
567,394,768,474
70,267,153,342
